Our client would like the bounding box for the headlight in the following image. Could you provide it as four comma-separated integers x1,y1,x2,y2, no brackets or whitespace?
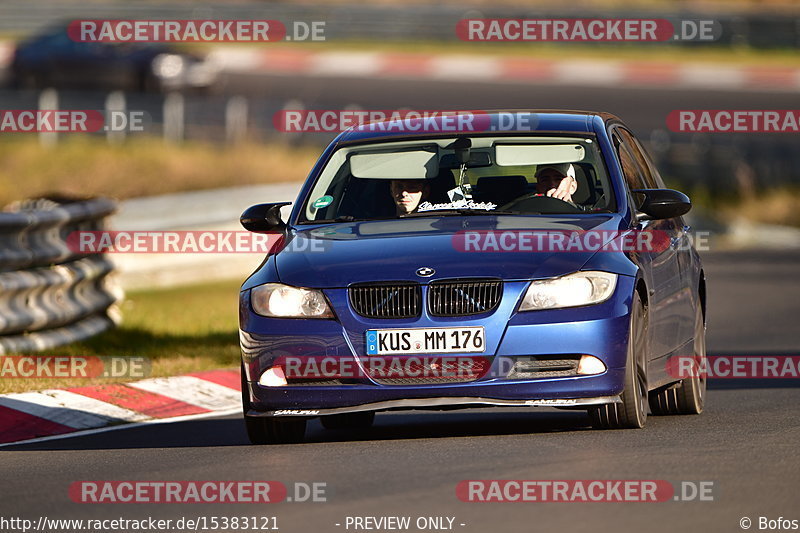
152,54,185,78
519,271,617,311
250,283,334,318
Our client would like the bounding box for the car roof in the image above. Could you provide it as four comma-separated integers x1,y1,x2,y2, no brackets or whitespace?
20,23,170,52
337,110,621,144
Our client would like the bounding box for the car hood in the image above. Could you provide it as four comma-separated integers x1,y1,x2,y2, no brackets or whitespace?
274,215,625,288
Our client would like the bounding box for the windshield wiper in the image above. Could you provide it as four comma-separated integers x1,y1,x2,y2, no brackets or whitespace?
304,211,521,223
303,215,397,224
305,215,361,223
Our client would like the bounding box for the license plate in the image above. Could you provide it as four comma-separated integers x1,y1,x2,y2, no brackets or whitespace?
365,327,485,355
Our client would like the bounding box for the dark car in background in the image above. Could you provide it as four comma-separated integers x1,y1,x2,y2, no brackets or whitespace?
10,26,218,92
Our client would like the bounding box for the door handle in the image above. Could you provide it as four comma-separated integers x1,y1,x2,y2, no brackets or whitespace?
671,226,691,248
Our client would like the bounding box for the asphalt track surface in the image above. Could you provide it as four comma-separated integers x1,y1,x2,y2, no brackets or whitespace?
220,72,800,134
2,249,798,533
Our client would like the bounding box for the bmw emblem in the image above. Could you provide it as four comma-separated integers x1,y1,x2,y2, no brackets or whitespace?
416,267,435,277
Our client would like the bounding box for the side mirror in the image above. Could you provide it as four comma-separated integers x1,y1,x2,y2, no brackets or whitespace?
631,189,691,221
240,202,291,232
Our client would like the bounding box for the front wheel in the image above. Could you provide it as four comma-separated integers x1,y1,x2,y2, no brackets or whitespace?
13,67,40,90
589,291,649,429
245,415,307,445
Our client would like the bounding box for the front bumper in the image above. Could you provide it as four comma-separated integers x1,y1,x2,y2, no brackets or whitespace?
240,277,635,416
247,395,622,418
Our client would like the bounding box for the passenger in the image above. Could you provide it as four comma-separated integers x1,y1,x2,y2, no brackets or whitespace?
390,179,430,215
535,163,578,204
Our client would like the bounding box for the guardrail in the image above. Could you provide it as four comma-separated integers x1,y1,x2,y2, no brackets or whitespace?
0,2,798,48
0,196,121,354
0,85,797,192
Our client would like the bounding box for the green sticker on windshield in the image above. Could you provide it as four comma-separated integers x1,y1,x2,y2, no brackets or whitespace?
312,195,334,209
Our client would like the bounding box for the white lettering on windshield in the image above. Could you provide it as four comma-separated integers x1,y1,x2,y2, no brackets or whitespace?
417,200,498,212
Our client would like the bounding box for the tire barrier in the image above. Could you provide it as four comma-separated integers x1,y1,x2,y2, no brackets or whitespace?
0,196,122,355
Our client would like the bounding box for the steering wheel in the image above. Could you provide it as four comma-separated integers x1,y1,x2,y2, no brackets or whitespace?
499,194,583,214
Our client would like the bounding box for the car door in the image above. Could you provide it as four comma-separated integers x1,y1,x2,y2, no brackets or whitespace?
27,32,76,86
76,42,128,88
611,126,685,360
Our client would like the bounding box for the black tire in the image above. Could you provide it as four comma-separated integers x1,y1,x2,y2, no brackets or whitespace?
138,69,162,93
321,411,375,430
649,301,706,415
589,291,649,429
245,415,307,444
241,363,307,444
12,67,39,90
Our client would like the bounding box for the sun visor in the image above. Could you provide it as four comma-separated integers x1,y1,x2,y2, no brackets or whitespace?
350,148,440,179
496,144,586,166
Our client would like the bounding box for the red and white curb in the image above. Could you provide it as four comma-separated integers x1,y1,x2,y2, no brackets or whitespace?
0,369,240,446
209,48,800,92
1,40,796,92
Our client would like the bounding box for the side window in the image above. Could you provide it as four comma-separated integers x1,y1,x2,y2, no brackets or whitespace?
612,132,647,192
626,131,668,189
617,128,659,189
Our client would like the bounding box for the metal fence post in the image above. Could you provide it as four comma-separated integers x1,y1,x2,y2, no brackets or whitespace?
281,99,305,145
105,91,126,144
38,88,58,147
163,92,185,142
225,96,248,144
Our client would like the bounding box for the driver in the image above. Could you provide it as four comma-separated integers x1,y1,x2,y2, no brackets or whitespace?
390,179,430,215
535,163,578,204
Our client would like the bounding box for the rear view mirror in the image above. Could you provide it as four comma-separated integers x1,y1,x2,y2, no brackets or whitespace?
632,189,691,221
240,202,291,232
439,152,492,169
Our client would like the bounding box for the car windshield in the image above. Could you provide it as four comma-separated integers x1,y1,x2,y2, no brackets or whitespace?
299,136,615,223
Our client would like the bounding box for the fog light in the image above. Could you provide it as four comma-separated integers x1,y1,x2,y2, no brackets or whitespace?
577,355,606,375
259,366,287,387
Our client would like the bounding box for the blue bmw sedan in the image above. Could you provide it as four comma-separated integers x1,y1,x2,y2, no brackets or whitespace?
239,111,706,444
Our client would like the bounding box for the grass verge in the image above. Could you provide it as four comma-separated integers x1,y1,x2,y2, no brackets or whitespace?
0,137,320,207
715,187,800,227
0,280,242,394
